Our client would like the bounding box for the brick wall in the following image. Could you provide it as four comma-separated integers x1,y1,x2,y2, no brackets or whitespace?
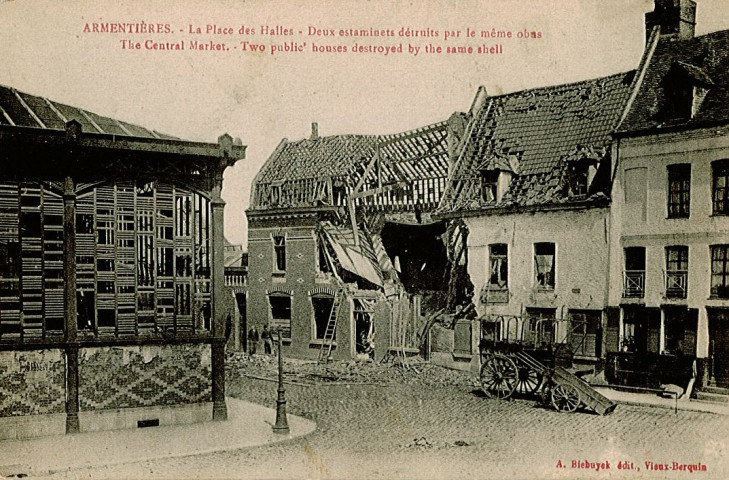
78,344,211,411
0,350,65,417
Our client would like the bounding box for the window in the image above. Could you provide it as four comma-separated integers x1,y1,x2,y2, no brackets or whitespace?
312,296,334,340
76,213,94,235
567,162,589,197
480,170,498,202
713,160,729,215
488,244,508,288
665,246,688,298
623,247,646,298
667,164,690,218
569,310,601,358
273,235,286,272
534,242,555,290
711,245,729,298
269,295,292,339
354,298,375,354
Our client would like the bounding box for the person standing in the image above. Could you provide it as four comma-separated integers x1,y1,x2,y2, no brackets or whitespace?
262,325,274,354
248,325,259,354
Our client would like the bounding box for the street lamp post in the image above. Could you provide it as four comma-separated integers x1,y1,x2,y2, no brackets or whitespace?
272,328,290,434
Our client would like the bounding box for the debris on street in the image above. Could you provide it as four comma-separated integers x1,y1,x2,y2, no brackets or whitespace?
226,351,474,390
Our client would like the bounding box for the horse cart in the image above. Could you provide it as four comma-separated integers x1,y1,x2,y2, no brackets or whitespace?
478,315,616,415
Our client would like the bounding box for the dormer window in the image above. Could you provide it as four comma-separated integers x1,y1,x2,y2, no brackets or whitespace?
478,154,519,204
567,162,589,197
480,170,498,202
663,61,713,121
564,147,601,198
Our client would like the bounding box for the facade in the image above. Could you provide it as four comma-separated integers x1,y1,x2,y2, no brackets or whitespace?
247,122,459,361
0,85,245,438
608,0,729,393
436,73,635,372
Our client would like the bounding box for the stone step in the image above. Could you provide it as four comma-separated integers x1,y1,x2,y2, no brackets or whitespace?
699,385,729,396
695,391,729,404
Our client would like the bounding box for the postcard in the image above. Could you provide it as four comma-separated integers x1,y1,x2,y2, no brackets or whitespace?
1,0,729,479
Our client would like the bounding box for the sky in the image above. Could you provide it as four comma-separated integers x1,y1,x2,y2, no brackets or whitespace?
1,0,728,246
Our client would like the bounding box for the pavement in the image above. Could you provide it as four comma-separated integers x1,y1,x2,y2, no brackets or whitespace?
595,386,729,415
1,371,727,479
0,397,316,478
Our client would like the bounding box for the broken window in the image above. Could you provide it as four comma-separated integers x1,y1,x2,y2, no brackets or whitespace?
488,244,508,289
20,211,42,238
354,298,375,355
711,245,729,298
667,164,690,218
534,242,555,290
75,213,94,235
480,170,498,202
713,160,729,215
135,181,154,197
76,289,95,331
269,294,292,339
665,245,688,298
567,162,589,197
273,235,286,272
312,296,334,340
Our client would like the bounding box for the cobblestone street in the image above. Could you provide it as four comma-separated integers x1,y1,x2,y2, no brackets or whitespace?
52,360,729,480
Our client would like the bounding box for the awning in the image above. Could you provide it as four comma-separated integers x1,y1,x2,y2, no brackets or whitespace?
321,222,384,287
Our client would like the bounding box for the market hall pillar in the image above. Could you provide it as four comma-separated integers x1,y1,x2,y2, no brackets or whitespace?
63,174,80,434
210,145,229,421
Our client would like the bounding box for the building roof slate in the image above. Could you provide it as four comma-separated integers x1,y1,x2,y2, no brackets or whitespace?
618,29,729,133
437,71,635,214
0,84,177,140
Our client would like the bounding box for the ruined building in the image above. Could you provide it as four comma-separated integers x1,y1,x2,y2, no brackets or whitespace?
0,85,245,438
246,121,462,361
435,70,636,372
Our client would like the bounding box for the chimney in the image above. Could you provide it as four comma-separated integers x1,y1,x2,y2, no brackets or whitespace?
310,122,319,140
645,0,696,42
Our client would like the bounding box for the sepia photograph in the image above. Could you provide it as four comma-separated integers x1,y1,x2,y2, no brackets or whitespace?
1,0,729,478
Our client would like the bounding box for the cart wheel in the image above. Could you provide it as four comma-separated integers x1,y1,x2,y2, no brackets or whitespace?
514,367,543,395
480,354,518,399
550,383,581,412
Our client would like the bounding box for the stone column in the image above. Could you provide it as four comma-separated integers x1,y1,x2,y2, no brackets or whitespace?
63,175,80,434
210,161,227,421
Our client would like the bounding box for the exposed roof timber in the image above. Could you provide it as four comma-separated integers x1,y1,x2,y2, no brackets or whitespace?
78,108,104,133
0,106,15,126
44,98,68,123
350,181,408,199
14,89,45,128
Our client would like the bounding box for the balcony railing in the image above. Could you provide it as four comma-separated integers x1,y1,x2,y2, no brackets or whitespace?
665,270,688,299
623,270,645,298
224,266,248,288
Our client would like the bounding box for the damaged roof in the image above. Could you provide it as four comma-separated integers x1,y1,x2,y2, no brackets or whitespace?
618,29,729,133
0,85,177,139
437,71,635,214
250,122,450,211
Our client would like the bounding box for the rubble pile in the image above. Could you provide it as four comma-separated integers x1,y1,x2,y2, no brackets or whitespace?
225,351,474,389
